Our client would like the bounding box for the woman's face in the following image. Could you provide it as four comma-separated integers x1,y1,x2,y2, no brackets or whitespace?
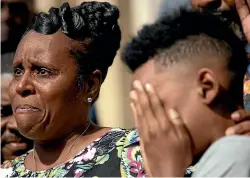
9,30,89,140
191,0,235,10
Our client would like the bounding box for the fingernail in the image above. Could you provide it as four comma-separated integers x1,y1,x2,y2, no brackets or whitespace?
225,128,235,136
231,112,240,120
168,108,180,120
133,80,143,91
130,103,135,110
145,83,154,93
129,90,138,101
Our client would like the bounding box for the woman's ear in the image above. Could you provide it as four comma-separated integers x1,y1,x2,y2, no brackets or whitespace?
86,70,102,102
196,68,219,105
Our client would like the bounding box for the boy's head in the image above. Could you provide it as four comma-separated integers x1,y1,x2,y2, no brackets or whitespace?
123,9,247,157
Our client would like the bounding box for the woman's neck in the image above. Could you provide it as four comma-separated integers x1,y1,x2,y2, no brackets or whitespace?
35,123,92,165
26,123,110,171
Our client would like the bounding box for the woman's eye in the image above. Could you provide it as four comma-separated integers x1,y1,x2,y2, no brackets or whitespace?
37,68,50,76
14,68,24,77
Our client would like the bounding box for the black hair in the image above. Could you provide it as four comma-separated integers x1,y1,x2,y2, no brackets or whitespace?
122,9,247,79
24,1,121,87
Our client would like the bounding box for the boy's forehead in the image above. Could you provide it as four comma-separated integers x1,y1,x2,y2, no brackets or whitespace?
132,60,155,82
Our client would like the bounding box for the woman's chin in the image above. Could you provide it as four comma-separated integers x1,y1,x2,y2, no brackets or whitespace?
18,129,47,141
16,118,46,140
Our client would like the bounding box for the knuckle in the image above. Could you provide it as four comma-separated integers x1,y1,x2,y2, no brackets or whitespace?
143,133,152,143
147,123,159,138
150,97,159,106
141,98,149,108
160,120,170,132
137,111,143,118
148,128,157,138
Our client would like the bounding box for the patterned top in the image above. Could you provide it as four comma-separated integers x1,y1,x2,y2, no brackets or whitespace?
1,128,194,177
244,45,250,110
244,73,250,110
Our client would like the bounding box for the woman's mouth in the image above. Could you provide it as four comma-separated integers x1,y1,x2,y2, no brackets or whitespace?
15,104,40,113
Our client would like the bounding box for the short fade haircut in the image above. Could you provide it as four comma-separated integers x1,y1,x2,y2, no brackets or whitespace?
122,9,247,79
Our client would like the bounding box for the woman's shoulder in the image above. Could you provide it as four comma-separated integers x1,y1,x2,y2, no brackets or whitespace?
106,127,139,147
113,128,146,177
123,128,139,146
103,127,139,149
111,127,139,146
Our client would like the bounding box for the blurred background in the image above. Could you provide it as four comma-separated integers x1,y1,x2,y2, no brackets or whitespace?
1,0,169,128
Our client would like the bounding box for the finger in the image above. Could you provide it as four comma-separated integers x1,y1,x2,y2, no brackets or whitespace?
225,120,250,135
139,140,154,177
133,81,159,136
144,83,170,131
130,90,148,138
167,108,190,141
133,81,155,120
231,109,250,122
129,90,141,118
236,0,250,21
130,102,141,131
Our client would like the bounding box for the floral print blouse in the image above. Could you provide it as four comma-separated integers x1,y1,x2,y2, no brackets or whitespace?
1,128,195,177
244,73,250,110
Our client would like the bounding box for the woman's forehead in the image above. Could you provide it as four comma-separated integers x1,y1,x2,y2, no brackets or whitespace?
12,30,82,69
16,30,72,58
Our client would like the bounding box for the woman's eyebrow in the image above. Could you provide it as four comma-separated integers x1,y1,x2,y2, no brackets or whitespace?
12,62,23,69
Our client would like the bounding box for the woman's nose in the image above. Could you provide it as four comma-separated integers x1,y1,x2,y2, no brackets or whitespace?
16,74,35,97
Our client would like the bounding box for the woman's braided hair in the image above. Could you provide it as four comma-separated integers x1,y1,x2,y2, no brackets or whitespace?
25,1,121,86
